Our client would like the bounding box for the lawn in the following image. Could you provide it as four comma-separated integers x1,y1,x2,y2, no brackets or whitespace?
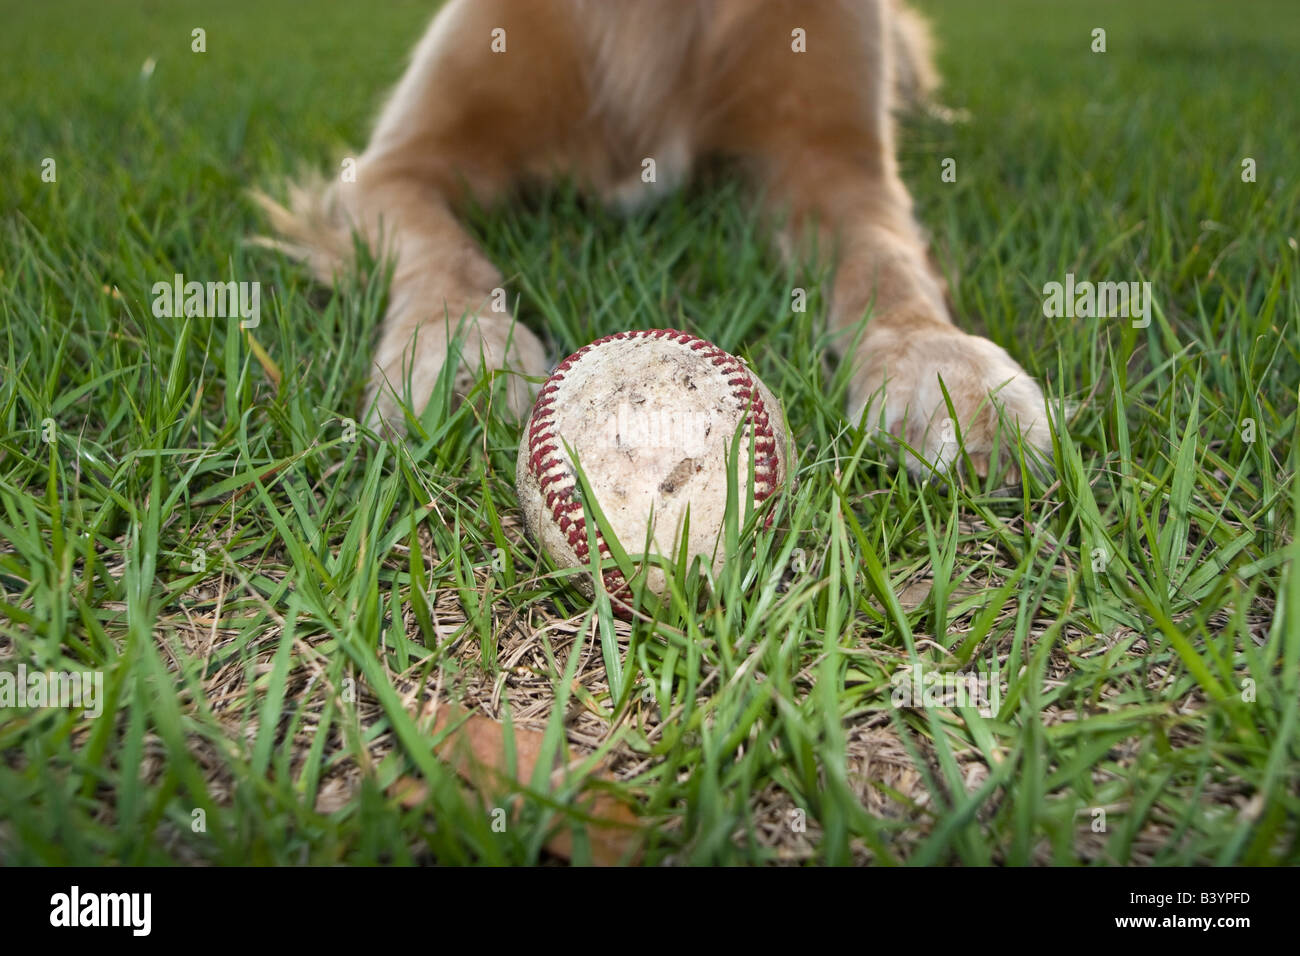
1,0,1297,864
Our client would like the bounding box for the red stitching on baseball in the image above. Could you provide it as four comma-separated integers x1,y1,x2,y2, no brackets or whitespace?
525,329,781,610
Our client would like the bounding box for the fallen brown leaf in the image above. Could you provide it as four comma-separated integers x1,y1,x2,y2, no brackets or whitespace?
392,702,642,865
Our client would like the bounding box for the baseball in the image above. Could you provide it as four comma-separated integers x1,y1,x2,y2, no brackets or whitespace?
517,329,792,611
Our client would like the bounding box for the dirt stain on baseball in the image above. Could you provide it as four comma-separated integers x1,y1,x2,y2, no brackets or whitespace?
658,457,701,495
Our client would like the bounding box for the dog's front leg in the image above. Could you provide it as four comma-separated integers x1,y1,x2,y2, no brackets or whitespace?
261,151,549,433
262,0,597,431
824,191,1053,478
704,0,1051,478
347,179,547,430
763,157,1051,477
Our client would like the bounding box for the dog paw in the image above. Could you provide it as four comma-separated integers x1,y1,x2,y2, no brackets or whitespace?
849,326,1051,481
365,309,548,434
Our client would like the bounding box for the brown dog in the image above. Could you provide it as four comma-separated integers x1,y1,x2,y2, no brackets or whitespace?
260,0,1050,476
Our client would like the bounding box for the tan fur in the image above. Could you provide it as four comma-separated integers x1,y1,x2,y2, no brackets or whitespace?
259,0,1048,475
888,0,940,107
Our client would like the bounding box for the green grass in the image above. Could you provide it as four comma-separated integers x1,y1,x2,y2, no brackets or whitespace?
1,0,1297,864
